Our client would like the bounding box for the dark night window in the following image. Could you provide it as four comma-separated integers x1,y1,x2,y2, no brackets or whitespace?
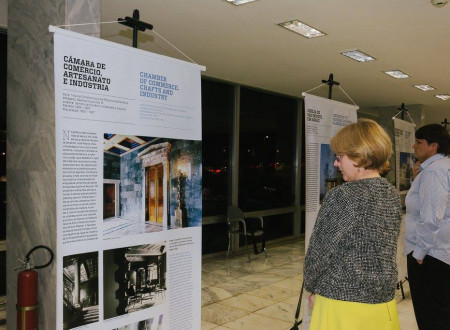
239,88,296,212
0,29,7,298
201,79,233,254
201,79,233,217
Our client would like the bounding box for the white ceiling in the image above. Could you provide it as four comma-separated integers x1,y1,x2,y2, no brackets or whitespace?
102,1,448,124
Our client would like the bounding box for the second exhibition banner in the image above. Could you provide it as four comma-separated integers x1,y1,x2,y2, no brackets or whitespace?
303,93,358,249
52,27,204,330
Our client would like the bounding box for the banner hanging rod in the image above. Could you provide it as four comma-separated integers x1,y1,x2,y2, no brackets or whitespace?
50,9,198,65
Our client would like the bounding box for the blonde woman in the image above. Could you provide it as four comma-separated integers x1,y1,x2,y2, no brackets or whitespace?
304,119,402,330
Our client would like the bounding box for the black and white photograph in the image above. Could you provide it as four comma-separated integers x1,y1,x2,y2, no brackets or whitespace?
63,252,99,330
104,242,167,319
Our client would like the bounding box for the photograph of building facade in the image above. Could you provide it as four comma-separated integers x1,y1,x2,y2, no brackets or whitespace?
399,152,414,191
319,143,343,202
103,134,202,237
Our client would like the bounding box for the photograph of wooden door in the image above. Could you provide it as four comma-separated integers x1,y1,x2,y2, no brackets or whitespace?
103,183,116,219
145,164,164,223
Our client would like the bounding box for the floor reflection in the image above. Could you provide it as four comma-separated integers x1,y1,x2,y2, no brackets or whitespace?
201,238,418,330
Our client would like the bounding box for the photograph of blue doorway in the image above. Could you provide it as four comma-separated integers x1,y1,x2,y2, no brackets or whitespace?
103,134,202,238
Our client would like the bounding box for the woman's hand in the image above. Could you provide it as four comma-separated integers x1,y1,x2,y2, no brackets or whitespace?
308,293,315,312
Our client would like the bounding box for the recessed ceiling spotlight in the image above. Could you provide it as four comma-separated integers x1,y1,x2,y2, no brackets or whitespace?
341,50,375,62
225,0,258,5
435,94,450,100
384,70,410,79
414,84,436,91
279,20,326,38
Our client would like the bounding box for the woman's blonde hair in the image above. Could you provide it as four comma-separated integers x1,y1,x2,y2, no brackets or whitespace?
330,118,392,171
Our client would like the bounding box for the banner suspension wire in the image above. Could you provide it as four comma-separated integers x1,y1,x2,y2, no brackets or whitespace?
302,83,327,95
337,86,357,106
392,108,416,127
302,84,358,106
55,20,123,28
151,30,198,65
54,20,198,65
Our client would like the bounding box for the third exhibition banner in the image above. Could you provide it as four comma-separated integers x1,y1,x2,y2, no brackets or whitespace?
51,27,204,330
393,118,415,192
303,93,358,249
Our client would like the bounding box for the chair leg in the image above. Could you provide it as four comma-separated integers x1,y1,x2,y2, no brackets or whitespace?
244,235,251,262
263,247,267,259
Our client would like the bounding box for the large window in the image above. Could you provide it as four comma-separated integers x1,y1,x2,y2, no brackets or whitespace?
201,82,301,255
238,88,297,212
201,80,233,254
0,29,7,299
201,79,233,217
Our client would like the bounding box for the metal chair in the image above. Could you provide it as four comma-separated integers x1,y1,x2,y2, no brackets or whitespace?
126,284,142,307
226,206,267,261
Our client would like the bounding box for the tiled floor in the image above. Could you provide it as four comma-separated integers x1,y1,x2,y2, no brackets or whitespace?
201,238,418,330
0,238,418,330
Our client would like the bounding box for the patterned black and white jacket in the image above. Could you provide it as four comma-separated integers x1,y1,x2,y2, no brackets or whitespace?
304,177,402,304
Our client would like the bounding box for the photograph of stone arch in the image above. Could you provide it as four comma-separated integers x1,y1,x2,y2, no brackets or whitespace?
103,243,167,320
103,134,202,237
62,251,99,330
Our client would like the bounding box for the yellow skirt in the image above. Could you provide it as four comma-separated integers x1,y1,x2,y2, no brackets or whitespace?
309,294,400,330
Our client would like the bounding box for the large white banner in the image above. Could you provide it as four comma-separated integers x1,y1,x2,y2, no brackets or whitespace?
303,93,358,249
393,118,415,193
393,118,415,282
51,27,204,330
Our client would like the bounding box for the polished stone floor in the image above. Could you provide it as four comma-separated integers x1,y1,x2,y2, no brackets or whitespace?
0,302,5,330
201,238,418,330
0,238,418,330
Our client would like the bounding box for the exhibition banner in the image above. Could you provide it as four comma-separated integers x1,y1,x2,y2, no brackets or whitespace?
303,93,358,249
393,118,415,282
393,118,415,192
51,27,204,330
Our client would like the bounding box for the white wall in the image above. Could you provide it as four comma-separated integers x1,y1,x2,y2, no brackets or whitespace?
0,0,7,28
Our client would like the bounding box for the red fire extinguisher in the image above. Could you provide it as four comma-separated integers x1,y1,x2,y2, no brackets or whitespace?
14,245,54,330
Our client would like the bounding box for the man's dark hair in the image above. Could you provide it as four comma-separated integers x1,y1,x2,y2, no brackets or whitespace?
415,124,450,155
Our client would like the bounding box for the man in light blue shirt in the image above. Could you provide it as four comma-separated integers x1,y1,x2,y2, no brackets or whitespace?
404,124,450,330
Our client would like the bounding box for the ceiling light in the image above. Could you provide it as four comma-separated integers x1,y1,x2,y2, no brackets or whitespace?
414,84,435,91
279,20,325,38
431,0,448,7
435,94,450,100
384,70,410,79
341,50,375,62
225,0,258,5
